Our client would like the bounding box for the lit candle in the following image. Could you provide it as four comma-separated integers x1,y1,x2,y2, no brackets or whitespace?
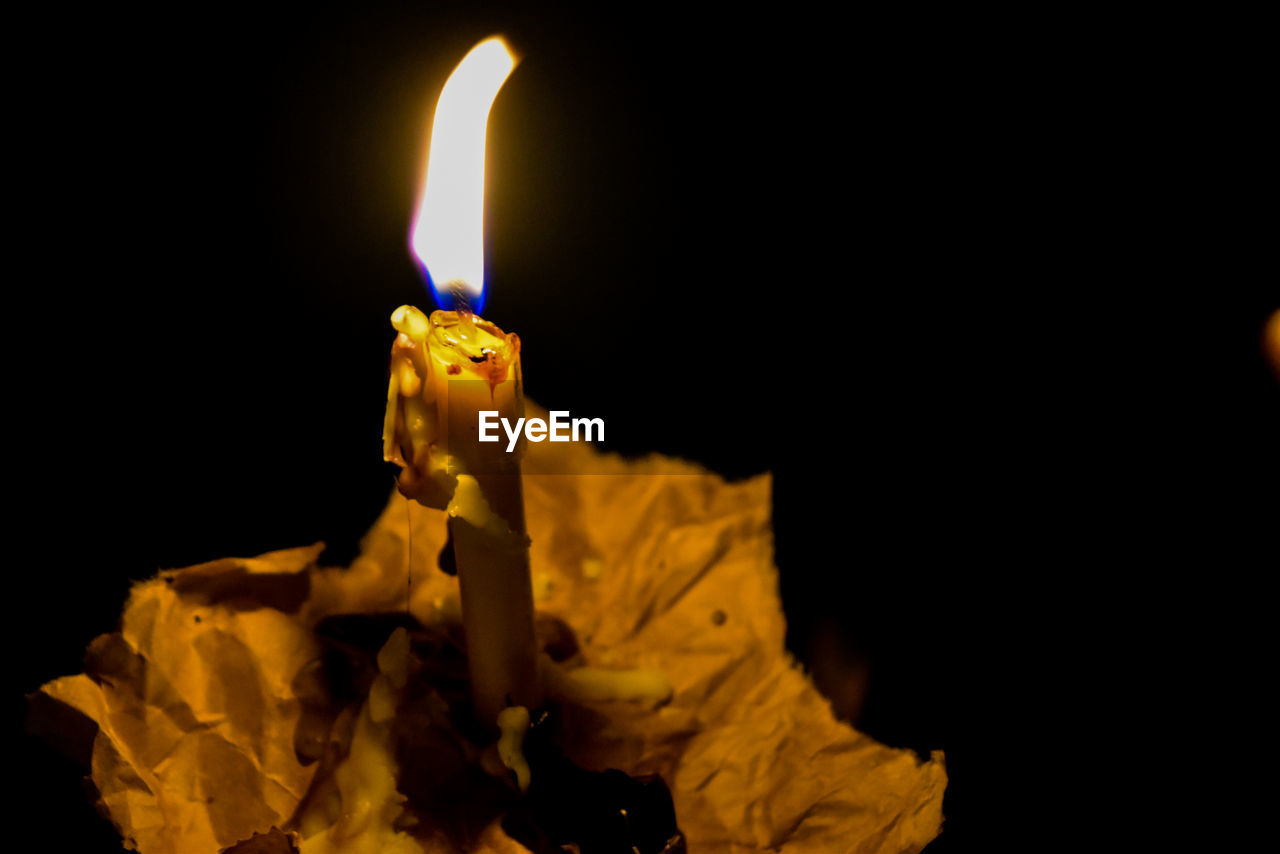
383,37,540,728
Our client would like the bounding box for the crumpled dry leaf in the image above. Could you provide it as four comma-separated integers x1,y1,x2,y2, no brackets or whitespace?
35,426,945,853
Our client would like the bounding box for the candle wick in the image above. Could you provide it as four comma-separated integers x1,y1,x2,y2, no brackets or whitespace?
449,281,476,336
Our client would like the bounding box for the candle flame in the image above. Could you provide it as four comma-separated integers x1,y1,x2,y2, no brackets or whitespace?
411,37,517,313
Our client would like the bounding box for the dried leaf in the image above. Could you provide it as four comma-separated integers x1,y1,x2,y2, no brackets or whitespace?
34,422,944,853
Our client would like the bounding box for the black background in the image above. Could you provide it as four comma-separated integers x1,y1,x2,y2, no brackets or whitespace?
11,4,1278,852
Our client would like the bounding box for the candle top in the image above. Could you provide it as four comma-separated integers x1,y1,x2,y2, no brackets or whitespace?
427,309,520,384
390,305,520,387
385,304,524,508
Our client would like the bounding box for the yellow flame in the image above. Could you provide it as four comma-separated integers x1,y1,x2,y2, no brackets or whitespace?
411,37,517,303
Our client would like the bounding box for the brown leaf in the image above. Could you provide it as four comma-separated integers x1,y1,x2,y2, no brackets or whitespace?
33,414,944,852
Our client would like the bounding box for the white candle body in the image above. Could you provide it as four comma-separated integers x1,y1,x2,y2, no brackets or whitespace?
385,306,541,727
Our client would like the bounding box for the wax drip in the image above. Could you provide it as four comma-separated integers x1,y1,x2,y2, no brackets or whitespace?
404,490,414,616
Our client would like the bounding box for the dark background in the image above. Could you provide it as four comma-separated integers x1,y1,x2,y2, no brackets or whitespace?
11,3,1277,852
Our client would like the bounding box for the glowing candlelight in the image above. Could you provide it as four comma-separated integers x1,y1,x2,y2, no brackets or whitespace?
410,36,515,314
